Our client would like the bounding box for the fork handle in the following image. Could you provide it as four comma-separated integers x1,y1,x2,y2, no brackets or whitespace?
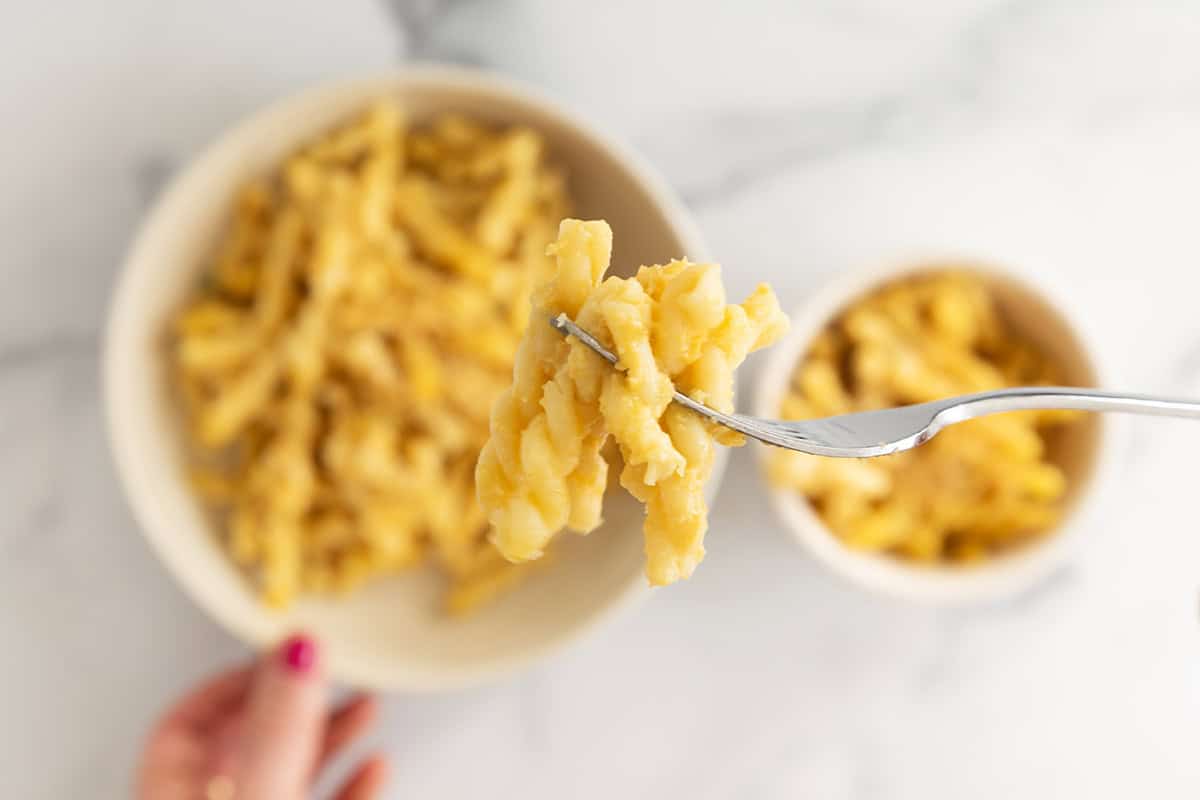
935,386,1200,425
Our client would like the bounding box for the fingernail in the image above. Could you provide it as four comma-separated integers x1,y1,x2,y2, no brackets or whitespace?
280,634,317,673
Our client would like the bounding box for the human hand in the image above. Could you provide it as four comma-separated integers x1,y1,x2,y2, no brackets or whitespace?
137,634,388,800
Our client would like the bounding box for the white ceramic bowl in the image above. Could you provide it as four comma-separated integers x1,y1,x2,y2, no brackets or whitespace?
104,68,714,691
756,256,1114,604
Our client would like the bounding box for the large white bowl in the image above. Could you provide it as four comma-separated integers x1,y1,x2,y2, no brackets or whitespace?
755,255,1116,604
104,68,714,691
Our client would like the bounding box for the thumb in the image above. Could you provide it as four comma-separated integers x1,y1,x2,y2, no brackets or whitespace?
234,633,328,800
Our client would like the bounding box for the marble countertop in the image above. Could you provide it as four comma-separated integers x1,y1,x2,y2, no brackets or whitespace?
4,1,1200,797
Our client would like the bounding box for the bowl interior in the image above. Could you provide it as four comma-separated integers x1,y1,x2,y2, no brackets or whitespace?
757,262,1107,603
105,71,712,690
984,270,1102,517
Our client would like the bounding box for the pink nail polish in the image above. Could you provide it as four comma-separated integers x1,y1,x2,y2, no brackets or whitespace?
280,634,317,673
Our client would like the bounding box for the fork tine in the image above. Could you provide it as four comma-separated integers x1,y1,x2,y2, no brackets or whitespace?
550,316,937,456
551,315,617,365
550,315,785,444
550,315,1200,458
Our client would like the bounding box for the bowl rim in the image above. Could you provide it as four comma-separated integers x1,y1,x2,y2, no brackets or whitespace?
103,66,714,690
753,252,1119,605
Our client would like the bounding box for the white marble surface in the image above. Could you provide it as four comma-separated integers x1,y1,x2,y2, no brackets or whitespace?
4,1,1200,797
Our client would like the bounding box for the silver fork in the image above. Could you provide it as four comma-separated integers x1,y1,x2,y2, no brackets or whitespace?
551,315,1200,458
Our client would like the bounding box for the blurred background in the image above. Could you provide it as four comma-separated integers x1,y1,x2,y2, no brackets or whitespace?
5,1,1200,797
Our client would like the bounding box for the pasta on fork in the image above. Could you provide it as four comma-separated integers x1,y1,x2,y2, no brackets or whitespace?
476,219,788,584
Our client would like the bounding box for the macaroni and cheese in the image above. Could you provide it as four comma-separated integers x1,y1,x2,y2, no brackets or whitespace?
769,272,1081,563
477,219,788,584
172,103,569,612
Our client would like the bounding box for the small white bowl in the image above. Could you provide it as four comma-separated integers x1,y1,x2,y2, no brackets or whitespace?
755,256,1115,604
104,68,714,691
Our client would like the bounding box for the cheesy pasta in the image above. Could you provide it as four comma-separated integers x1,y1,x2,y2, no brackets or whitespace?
172,103,569,613
769,272,1082,563
476,219,788,584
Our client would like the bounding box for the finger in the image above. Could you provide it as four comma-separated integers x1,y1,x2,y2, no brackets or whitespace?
159,663,255,730
136,725,209,797
234,633,328,800
138,663,253,800
319,694,379,769
206,713,244,784
332,755,389,800
135,773,197,800
143,724,208,771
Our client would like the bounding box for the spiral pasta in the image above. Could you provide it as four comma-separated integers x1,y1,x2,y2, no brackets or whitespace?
476,219,788,584
768,271,1083,562
172,103,570,612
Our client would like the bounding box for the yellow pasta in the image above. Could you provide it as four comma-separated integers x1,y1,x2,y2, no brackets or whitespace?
477,219,788,585
172,102,570,612
769,272,1082,563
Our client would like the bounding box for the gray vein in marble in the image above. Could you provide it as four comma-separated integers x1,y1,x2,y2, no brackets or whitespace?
7,484,63,559
1162,339,1200,396
996,563,1077,614
5,485,65,563
379,0,488,64
1115,341,1200,467
669,99,905,209
134,154,177,210
668,0,1049,209
0,332,95,373
943,0,1048,106
912,565,1076,694
0,351,95,560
